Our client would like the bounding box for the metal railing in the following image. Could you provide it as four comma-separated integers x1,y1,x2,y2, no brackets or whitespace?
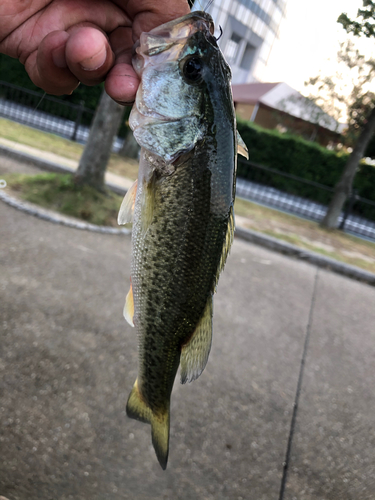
1,80,374,241
237,159,375,241
0,80,94,142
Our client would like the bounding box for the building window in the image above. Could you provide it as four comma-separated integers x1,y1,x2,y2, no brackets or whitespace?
240,43,256,70
224,33,241,64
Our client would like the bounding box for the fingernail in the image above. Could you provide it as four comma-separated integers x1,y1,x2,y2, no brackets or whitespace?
52,46,67,69
117,101,134,106
80,46,107,71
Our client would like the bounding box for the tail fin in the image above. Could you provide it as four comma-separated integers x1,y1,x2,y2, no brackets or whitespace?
126,379,170,470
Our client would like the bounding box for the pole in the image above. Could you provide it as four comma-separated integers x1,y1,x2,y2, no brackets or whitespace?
71,100,85,142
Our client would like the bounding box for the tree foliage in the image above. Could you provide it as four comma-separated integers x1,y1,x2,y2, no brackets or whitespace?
338,0,375,38
304,40,375,145
318,1,375,228
336,0,375,159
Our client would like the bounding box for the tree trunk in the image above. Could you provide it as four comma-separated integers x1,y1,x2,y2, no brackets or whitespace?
119,128,140,159
321,106,375,229
75,91,125,191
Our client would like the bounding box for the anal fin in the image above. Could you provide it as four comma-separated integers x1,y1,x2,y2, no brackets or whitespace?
124,283,134,327
180,295,213,384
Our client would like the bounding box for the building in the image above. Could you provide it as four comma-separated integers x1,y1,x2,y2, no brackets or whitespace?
232,82,345,146
193,0,287,83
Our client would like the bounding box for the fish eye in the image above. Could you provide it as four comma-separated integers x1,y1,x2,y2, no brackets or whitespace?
182,57,203,83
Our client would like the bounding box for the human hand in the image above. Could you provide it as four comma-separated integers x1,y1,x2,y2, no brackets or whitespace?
0,0,190,103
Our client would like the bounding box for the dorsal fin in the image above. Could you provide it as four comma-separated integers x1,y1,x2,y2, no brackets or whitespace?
237,131,249,159
118,180,138,225
180,295,213,384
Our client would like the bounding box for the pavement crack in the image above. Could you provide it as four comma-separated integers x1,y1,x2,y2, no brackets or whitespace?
278,267,320,500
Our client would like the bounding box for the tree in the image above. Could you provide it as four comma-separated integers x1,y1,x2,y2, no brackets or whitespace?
338,1,375,38
365,132,375,158
119,128,140,160
75,91,125,192
320,1,375,228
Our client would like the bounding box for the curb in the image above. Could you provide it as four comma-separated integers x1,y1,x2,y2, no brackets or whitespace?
1,145,375,287
0,145,127,196
0,143,76,175
235,227,375,287
0,190,130,235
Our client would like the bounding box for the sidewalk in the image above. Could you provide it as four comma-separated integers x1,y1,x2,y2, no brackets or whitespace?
1,138,375,288
1,198,375,500
0,137,133,193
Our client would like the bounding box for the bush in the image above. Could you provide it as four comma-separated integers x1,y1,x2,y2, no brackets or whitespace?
236,119,375,221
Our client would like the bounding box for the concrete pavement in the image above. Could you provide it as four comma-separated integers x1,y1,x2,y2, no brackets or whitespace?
1,198,375,500
1,142,375,287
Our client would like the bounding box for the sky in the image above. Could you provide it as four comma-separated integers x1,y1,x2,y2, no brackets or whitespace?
262,0,374,94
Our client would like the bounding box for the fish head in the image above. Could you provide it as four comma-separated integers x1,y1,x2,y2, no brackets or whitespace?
129,12,233,164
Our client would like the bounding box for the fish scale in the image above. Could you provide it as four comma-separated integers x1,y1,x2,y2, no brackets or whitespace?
118,10,248,469
133,152,226,375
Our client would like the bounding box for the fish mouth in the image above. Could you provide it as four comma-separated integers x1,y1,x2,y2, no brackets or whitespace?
129,107,185,133
132,11,215,75
146,11,214,38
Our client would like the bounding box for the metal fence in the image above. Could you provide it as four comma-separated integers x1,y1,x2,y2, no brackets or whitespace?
1,80,375,241
236,160,375,241
0,80,94,142
0,80,125,151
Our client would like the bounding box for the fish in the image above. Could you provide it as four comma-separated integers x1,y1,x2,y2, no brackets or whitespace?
118,10,248,470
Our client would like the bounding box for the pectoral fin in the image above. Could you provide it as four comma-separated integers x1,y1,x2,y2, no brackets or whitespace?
237,131,249,159
124,283,134,327
118,180,138,225
180,295,213,384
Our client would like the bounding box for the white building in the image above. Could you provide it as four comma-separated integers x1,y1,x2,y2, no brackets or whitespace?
193,0,287,83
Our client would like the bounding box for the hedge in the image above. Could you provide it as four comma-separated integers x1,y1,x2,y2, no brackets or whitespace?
236,119,375,222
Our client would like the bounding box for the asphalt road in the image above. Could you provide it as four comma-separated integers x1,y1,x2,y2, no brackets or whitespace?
1,195,375,500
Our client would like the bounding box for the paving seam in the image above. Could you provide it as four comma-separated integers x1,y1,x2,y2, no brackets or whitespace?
278,268,319,500
1,146,375,287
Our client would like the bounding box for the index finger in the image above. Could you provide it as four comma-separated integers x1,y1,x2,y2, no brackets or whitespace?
105,26,139,105
104,1,190,104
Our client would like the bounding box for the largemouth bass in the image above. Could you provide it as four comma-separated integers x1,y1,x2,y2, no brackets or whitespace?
118,11,248,470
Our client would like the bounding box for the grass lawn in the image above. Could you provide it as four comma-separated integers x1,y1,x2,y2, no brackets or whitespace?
0,117,85,160
234,198,375,274
1,117,375,273
0,117,139,180
3,172,123,227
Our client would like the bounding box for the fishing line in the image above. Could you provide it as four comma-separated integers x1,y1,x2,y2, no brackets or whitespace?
203,0,214,12
193,0,205,11
278,267,320,500
33,91,47,113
